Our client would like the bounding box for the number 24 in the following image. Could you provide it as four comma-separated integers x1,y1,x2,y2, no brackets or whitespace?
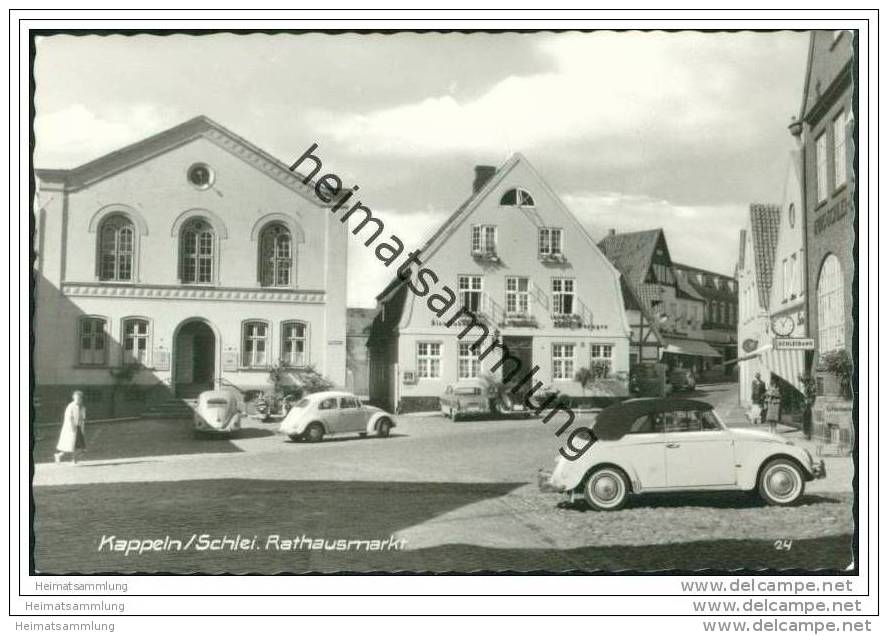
774,539,793,551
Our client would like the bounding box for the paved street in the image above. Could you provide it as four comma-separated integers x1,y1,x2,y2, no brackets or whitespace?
32,383,855,573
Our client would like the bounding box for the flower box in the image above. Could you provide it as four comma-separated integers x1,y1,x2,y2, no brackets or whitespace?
538,253,567,264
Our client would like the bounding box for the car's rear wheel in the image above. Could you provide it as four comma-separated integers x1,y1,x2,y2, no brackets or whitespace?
758,458,805,506
583,467,630,511
304,423,325,443
376,418,393,438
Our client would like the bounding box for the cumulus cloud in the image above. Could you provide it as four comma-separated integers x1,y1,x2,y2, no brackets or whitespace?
309,31,804,161
34,103,179,167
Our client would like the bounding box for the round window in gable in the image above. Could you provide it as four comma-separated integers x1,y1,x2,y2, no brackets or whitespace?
187,163,214,190
499,187,535,207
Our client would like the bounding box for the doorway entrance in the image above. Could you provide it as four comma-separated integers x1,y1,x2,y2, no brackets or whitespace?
502,336,533,385
174,320,217,398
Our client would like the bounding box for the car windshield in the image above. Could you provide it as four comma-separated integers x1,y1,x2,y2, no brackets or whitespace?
206,399,229,407
293,398,310,409
455,387,481,395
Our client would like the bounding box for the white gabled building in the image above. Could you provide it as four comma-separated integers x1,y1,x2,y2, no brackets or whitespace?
34,116,349,422
368,154,632,413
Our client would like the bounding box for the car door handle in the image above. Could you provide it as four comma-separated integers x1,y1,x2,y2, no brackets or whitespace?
666,443,681,449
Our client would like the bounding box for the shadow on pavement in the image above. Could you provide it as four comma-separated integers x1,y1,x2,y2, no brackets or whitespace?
74,460,162,468
282,433,409,444
33,478,524,574
33,419,246,464
564,491,843,511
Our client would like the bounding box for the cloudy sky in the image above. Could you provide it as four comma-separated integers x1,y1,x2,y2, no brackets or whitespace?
34,31,809,307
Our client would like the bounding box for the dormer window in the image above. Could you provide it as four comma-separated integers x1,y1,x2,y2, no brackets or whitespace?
500,188,535,207
651,263,674,285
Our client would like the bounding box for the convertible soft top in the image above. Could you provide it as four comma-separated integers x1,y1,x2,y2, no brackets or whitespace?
593,398,714,441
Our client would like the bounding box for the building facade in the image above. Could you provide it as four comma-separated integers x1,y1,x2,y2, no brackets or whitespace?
598,229,722,374
793,30,855,443
672,263,739,380
33,116,348,421
768,152,808,343
795,30,855,361
346,308,378,399
737,203,785,406
368,155,632,413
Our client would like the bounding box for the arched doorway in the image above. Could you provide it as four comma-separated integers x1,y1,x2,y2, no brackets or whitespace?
174,319,217,398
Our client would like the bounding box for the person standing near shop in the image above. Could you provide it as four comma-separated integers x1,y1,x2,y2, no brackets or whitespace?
751,372,766,424
765,377,783,435
54,390,86,464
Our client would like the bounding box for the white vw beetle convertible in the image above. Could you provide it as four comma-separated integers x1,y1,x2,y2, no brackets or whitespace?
542,398,825,510
279,390,396,442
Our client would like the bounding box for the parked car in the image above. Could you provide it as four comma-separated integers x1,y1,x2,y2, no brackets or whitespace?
540,398,825,510
279,390,395,442
440,383,494,420
668,367,697,392
630,362,671,398
193,390,243,437
440,381,530,420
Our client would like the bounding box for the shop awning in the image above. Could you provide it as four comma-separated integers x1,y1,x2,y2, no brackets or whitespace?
729,342,774,364
733,342,806,392
662,338,723,358
761,347,806,392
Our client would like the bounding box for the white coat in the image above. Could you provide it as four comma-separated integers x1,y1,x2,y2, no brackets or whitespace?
56,402,85,453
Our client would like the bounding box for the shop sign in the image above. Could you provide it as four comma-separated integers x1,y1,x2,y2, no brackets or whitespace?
814,198,852,235
774,338,815,350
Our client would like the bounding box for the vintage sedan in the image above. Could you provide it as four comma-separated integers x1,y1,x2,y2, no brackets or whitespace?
542,398,825,510
668,367,697,392
440,383,495,420
193,389,243,437
279,390,395,442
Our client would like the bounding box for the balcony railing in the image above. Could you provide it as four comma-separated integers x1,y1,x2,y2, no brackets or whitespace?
538,252,567,264
471,248,501,264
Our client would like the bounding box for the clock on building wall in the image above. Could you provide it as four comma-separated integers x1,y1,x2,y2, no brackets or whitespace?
771,315,795,337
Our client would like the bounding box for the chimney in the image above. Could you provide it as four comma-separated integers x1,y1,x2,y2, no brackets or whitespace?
608,228,616,236
473,165,496,193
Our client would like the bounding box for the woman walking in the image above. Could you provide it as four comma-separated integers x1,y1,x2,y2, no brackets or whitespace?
54,390,86,464
765,377,783,435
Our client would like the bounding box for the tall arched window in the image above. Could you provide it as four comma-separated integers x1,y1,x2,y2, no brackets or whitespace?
180,218,215,284
259,223,293,287
98,215,135,281
817,254,845,352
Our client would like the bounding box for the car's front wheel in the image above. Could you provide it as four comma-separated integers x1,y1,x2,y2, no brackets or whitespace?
758,458,805,506
583,466,630,511
304,423,325,443
376,418,393,438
